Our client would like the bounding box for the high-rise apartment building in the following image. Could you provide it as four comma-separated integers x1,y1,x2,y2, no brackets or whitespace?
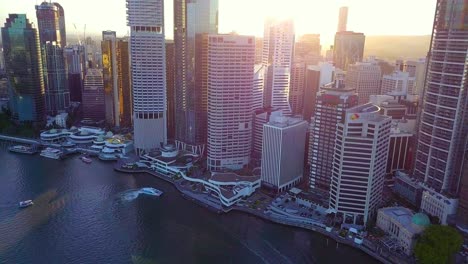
329,103,391,225
262,18,295,115
414,0,468,196
101,31,132,128
337,6,348,32
261,116,308,192
207,34,255,171
1,14,46,124
166,40,175,140
35,1,66,47
345,62,381,104
308,83,358,191
289,62,306,115
82,69,105,122
333,31,365,71
174,0,219,147
381,71,415,96
127,0,167,154
64,44,85,102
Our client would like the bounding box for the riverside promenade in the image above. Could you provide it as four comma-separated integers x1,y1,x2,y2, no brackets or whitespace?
115,163,412,264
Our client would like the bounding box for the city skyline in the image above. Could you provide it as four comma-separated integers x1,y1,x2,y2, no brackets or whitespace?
0,0,436,46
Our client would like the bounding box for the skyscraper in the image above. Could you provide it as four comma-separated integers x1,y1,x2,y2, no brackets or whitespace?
329,103,391,225
1,14,45,124
337,6,348,32
294,34,321,65
345,61,381,104
101,31,132,128
42,41,70,114
333,31,365,71
261,116,308,192
289,62,306,115
303,62,335,121
35,1,66,47
64,44,85,102
127,0,167,154
262,18,295,115
174,0,219,147
308,83,358,191
82,69,105,122
36,1,69,115
207,34,255,171
381,71,415,96
166,40,175,139
414,0,468,196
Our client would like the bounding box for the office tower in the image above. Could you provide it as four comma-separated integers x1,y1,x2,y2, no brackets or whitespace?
82,69,105,122
289,62,306,115
253,64,266,111
42,42,70,115
337,6,348,32
101,31,132,128
85,37,98,68
255,38,263,64
166,40,175,139
261,116,308,192
294,34,321,64
127,0,167,154
174,0,219,148
308,84,358,191
207,34,255,171
403,59,426,96
456,152,468,229
414,0,468,196
262,18,295,115
329,103,391,225
345,62,381,104
35,1,66,47
381,71,415,96
333,31,365,71
64,44,85,102
252,109,282,159
0,45,4,70
303,62,335,121
1,14,45,124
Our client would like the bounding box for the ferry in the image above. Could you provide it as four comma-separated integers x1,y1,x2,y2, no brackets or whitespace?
40,147,63,160
19,200,34,208
139,187,163,197
81,156,92,164
8,145,37,155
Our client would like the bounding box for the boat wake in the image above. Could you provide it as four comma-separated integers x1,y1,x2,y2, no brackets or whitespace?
118,188,163,203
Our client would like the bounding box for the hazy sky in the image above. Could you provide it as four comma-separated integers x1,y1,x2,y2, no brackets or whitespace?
0,0,436,45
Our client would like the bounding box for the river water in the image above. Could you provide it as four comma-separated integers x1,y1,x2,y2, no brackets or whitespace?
0,146,379,263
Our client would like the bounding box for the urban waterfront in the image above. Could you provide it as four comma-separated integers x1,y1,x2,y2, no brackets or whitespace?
0,147,379,264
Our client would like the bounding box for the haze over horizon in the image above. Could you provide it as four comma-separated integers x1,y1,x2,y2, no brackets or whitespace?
0,0,436,46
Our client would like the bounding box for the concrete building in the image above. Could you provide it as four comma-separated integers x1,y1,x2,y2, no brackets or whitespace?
82,69,105,122
345,61,381,104
289,62,306,115
413,0,468,196
174,0,219,147
401,59,426,96
381,71,415,96
337,6,348,32
308,83,358,191
333,31,365,71
294,34,321,65
253,64,266,111
456,152,468,232
329,104,392,225
420,186,458,225
166,40,175,139
262,18,295,115
1,14,46,124
393,171,423,207
376,207,429,255
127,0,167,154
206,34,255,171
261,116,308,192
303,62,335,121
252,109,281,159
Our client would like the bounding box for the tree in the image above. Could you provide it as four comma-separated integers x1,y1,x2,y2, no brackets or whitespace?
414,225,463,264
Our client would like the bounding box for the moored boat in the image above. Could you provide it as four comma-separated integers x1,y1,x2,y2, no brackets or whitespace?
19,200,34,208
8,145,37,155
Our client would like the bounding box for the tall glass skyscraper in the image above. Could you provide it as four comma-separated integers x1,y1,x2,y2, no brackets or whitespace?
1,14,45,123
414,0,468,196
36,1,69,115
174,0,218,149
127,0,167,154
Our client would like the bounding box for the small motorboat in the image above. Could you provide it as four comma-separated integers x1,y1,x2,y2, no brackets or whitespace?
81,156,92,164
19,200,34,208
139,187,163,197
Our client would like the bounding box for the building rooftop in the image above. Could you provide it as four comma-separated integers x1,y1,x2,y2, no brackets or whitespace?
379,207,427,234
210,172,260,183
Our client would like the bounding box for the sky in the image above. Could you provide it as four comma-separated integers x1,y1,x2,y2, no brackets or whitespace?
0,0,436,46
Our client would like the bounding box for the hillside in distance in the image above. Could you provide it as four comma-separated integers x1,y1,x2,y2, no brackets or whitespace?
364,35,431,61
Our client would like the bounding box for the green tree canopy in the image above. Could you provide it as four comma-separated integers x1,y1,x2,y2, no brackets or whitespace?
414,225,463,264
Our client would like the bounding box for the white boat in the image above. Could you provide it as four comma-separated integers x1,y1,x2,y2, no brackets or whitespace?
9,145,37,154
40,147,63,160
139,187,163,197
19,200,34,208
81,156,92,164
